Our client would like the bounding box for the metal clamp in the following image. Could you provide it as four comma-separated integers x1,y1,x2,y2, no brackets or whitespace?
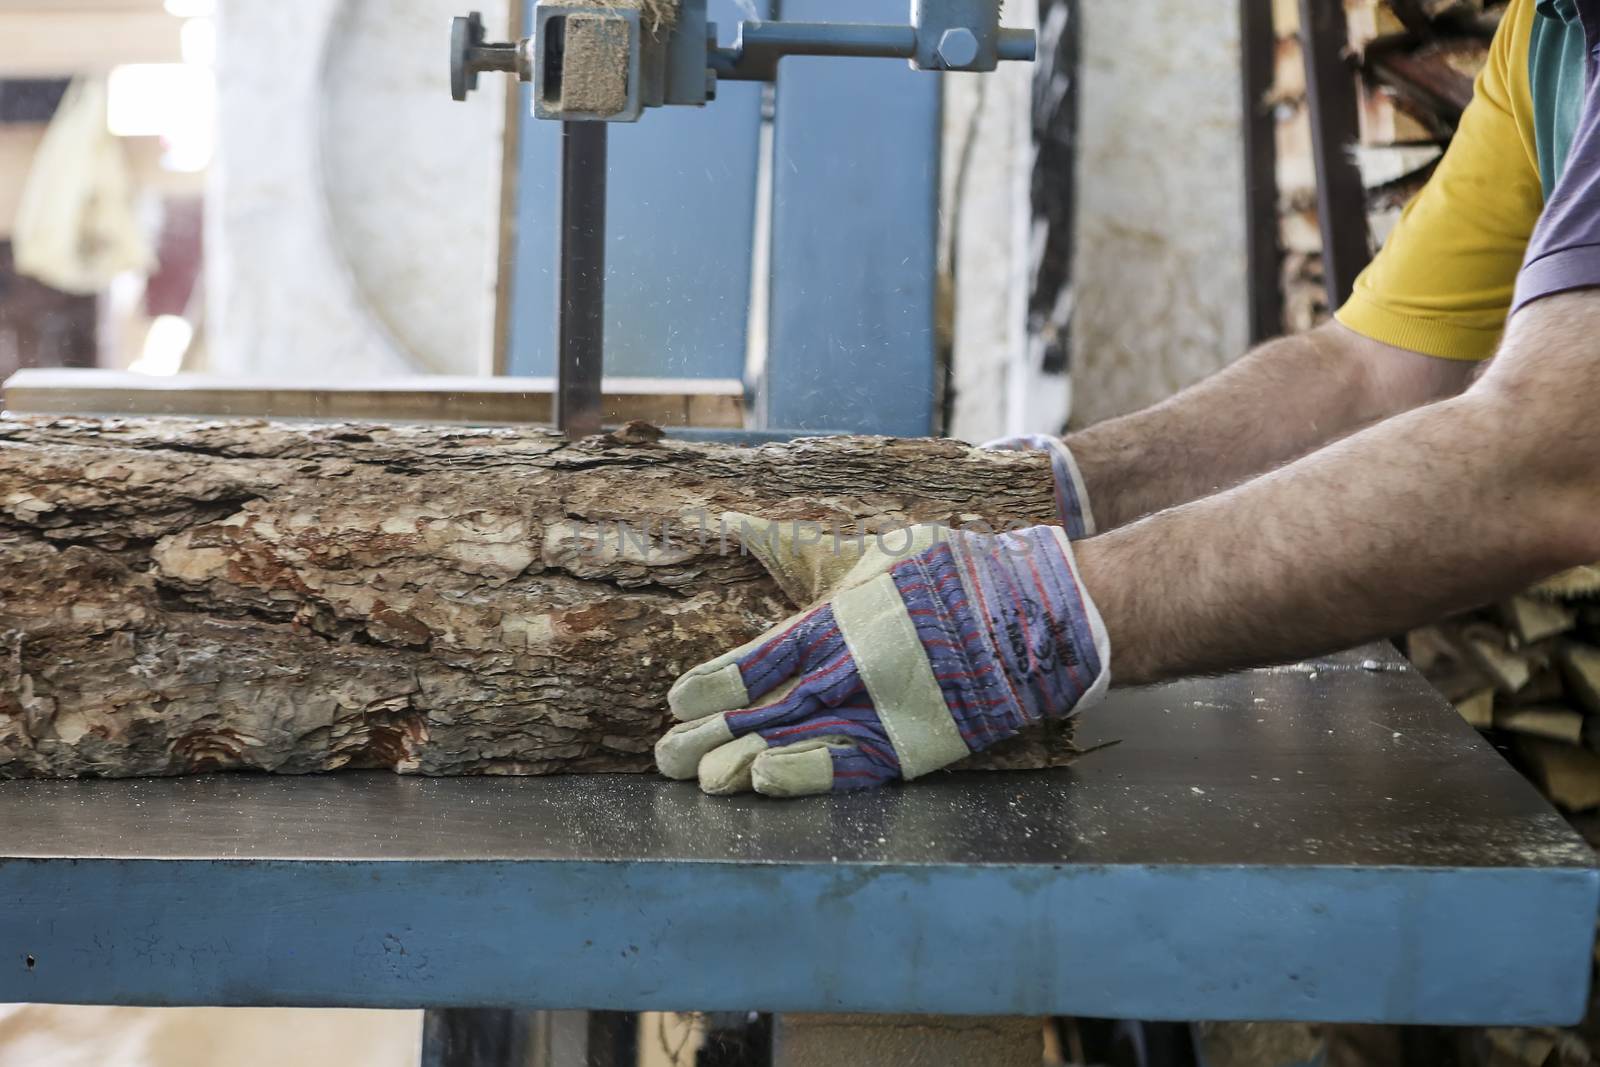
453,1,1037,118
450,11,525,103
709,3,1035,82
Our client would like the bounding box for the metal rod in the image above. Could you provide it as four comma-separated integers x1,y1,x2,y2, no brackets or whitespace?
489,0,527,374
1241,0,1283,343
712,22,918,81
420,1008,535,1067
556,120,608,439
1299,0,1372,309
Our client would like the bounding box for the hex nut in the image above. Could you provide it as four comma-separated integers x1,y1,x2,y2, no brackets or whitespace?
937,27,980,69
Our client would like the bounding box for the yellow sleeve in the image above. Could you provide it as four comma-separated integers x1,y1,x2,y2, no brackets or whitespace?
1334,0,1544,361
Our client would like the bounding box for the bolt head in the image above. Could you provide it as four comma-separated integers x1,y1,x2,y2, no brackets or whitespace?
937,27,980,69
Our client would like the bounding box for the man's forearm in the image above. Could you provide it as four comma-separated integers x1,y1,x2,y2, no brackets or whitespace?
1066,324,1476,530
1075,295,1600,687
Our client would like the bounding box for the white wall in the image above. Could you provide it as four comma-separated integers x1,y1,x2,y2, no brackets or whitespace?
1069,0,1248,426
946,0,1246,440
209,0,509,379
943,57,1051,445
943,0,1070,445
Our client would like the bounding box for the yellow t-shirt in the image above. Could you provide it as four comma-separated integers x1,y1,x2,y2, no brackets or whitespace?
1334,0,1545,360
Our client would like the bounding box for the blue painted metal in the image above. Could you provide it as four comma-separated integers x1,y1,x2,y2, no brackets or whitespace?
506,0,942,435
704,3,1038,81
0,858,1591,1022
764,0,942,436
0,648,1593,1023
507,0,769,380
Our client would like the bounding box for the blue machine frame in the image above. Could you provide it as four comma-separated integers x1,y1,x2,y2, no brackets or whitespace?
507,0,942,437
508,0,768,383
765,0,942,437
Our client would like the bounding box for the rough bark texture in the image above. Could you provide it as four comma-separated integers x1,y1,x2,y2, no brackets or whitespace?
0,416,1076,779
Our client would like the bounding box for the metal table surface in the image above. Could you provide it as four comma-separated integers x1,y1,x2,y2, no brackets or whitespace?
0,646,1593,1025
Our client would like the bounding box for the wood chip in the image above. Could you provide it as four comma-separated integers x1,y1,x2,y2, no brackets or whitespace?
1352,144,1442,189
1518,737,1600,812
1559,643,1600,717
1462,625,1534,694
1503,667,1567,708
1495,707,1585,746
1500,595,1578,645
1406,625,1454,673
1453,688,1495,729
1358,83,1438,145
1484,1026,1559,1067
1345,0,1407,53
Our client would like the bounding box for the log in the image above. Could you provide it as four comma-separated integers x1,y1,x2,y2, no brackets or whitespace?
1517,737,1600,813
1494,707,1585,747
1559,643,1600,717
1344,0,1406,54
1453,687,1495,729
1461,623,1536,695
1503,665,1568,708
1357,82,1439,145
1368,41,1483,128
0,416,1075,780
1500,594,1578,646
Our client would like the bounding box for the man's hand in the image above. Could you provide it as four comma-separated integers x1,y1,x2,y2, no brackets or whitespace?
655,521,1111,797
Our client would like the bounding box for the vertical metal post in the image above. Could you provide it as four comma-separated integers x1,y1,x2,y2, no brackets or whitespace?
421,1008,537,1067
772,1014,1041,1067
765,0,941,437
1241,0,1283,344
421,1008,638,1067
581,1012,639,1066
1299,0,1372,309
556,120,608,438
490,0,529,375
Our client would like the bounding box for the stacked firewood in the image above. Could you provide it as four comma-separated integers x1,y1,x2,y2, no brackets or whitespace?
1402,572,1600,1067
1408,571,1600,812
1270,0,1505,332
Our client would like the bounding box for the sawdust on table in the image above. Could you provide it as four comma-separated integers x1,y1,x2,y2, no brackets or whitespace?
594,0,679,35
555,1,681,116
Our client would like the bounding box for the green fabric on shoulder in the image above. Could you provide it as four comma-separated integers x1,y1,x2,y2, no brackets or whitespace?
1532,0,1591,193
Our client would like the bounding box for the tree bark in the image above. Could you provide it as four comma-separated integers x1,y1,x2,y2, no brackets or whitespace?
0,416,1076,779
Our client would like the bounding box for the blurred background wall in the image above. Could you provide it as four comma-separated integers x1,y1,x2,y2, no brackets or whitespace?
943,0,1248,439
0,0,508,389
0,1,1246,431
209,0,508,380
1068,0,1249,427
0,4,197,381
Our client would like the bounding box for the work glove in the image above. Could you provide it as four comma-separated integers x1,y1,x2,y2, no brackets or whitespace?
982,435,1096,540
655,516,1111,797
